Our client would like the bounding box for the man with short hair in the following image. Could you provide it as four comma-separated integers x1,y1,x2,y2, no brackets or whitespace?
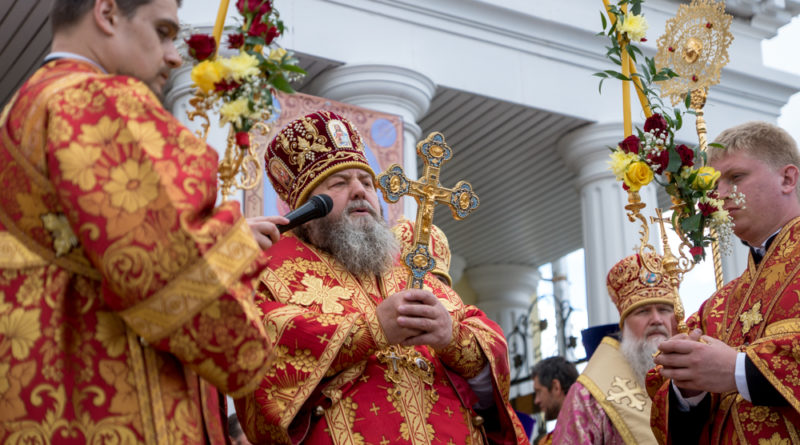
552,253,677,445
531,356,578,445
236,110,529,445
0,0,284,442
651,122,800,444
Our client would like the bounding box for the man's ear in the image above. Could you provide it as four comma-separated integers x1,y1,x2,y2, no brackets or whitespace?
551,379,562,395
780,164,799,194
94,0,119,35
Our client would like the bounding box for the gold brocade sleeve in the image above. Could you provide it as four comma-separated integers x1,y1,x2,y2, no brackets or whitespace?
44,74,269,396
745,320,800,414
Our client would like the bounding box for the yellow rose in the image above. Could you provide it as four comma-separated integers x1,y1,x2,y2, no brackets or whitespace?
692,166,721,190
190,60,223,93
219,97,252,127
620,12,648,42
269,48,287,63
220,53,260,82
623,161,653,191
608,150,639,180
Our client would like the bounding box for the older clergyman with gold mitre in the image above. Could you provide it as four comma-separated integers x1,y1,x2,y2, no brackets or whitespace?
236,110,529,444
552,253,677,444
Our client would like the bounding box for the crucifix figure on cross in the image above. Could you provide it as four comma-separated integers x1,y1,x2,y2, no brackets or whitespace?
377,132,479,289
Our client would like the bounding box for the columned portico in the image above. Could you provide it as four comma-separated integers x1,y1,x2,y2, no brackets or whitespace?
466,264,540,397
304,64,437,218
558,123,661,327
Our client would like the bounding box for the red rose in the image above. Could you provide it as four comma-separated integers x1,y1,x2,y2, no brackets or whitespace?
647,148,669,174
690,246,704,258
235,131,250,147
698,202,716,216
237,0,271,15
214,79,241,92
185,34,216,61
227,33,245,49
619,134,640,154
248,19,268,37
644,113,668,139
264,25,281,44
675,144,695,167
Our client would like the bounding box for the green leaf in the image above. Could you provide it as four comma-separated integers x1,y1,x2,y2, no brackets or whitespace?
593,72,609,78
708,142,726,149
605,70,630,81
681,212,703,233
269,73,295,93
281,64,307,74
666,147,682,173
600,11,607,30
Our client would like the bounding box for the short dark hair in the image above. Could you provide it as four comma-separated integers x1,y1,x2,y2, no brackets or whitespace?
51,0,182,33
531,356,578,393
227,413,244,439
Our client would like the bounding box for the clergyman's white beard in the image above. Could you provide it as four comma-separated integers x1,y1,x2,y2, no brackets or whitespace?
297,199,399,276
620,323,669,384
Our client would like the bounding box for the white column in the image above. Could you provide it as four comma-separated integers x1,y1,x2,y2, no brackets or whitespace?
551,257,571,359
304,64,436,218
466,264,540,398
558,123,661,327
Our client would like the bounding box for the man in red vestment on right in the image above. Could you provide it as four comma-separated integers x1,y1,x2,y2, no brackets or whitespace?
649,121,800,443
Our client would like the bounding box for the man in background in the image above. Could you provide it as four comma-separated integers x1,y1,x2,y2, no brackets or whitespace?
0,0,285,442
552,253,676,444
531,355,578,445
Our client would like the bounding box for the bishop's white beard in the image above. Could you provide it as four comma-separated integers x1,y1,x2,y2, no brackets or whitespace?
296,199,399,277
619,322,670,385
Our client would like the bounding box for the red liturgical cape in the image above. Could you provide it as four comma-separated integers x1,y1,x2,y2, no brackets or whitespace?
648,217,800,443
236,233,529,444
0,59,270,444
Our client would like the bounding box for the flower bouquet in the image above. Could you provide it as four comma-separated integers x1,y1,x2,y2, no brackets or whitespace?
596,0,733,261
185,0,305,148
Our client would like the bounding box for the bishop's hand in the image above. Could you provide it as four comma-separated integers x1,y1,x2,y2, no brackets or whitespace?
247,215,289,250
377,289,452,350
654,328,738,395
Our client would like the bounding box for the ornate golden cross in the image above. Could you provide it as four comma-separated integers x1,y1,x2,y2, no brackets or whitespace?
377,132,479,289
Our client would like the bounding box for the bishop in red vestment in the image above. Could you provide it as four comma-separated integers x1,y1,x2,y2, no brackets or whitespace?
236,111,529,445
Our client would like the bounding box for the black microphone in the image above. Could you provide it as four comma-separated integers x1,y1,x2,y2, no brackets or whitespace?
276,194,334,233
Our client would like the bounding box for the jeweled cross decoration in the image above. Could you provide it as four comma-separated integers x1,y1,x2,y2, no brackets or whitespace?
377,132,479,289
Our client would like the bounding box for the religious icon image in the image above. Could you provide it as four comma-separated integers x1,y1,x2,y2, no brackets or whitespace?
327,119,352,149
269,158,293,190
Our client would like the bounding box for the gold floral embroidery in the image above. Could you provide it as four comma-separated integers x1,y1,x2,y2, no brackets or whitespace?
759,432,789,445
291,275,352,314
55,142,101,191
95,312,127,358
178,129,207,156
114,92,146,119
47,114,74,145
125,120,165,158
236,340,267,371
0,362,9,395
0,308,41,360
78,115,127,148
16,274,43,307
740,301,763,335
103,159,160,213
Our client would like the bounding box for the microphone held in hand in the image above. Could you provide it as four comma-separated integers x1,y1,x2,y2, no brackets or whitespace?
276,194,334,233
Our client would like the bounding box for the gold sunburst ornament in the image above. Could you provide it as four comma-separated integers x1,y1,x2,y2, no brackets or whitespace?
655,0,733,105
